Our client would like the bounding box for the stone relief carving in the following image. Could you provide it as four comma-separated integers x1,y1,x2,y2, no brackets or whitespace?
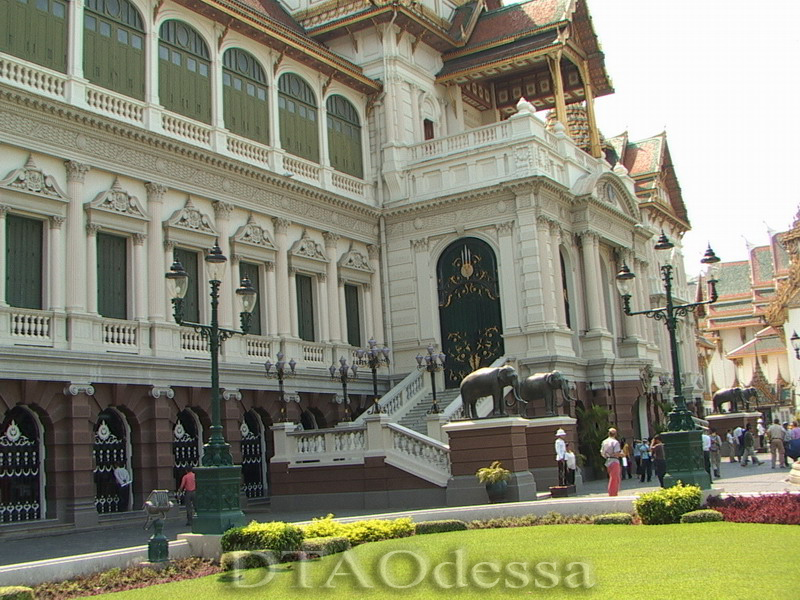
166,197,217,234
1,155,67,199
290,230,327,261
89,177,149,219
232,214,275,249
338,244,373,273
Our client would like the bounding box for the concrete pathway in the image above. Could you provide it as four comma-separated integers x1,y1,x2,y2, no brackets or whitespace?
0,452,795,567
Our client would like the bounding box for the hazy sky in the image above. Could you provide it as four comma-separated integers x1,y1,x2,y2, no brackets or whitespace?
553,0,797,273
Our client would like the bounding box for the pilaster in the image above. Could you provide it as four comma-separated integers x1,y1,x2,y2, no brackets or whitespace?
64,161,90,314
273,218,291,337
323,232,341,343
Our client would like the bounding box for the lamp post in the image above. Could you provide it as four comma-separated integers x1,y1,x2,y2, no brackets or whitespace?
416,345,446,413
165,242,257,534
791,331,800,360
615,233,721,489
358,338,390,414
265,353,297,421
330,357,358,414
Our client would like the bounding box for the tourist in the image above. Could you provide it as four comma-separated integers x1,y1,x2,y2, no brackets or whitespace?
650,435,667,487
600,428,623,496
637,438,652,482
733,424,744,462
701,428,712,477
767,419,786,469
555,428,567,486
632,439,642,476
178,466,197,526
621,438,633,480
757,418,766,450
740,424,762,466
726,429,737,463
709,428,722,478
564,442,577,486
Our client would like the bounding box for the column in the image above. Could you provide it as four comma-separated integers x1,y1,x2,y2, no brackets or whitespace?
64,161,90,313
48,216,65,311
581,60,602,158
363,283,374,340
265,261,278,337
547,52,567,127
496,222,520,331
636,259,651,343
318,274,330,342
61,384,99,527
163,241,175,322
580,232,602,332
536,216,556,326
133,234,147,320
145,183,167,322
338,278,347,346
550,222,567,328
323,232,341,343
86,225,99,314
213,201,234,329
66,0,84,78
0,206,7,305
592,236,608,331
273,218,291,337
411,238,435,339
288,267,298,338
367,244,384,342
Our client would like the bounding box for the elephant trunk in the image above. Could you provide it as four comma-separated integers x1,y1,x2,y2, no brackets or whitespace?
506,381,526,408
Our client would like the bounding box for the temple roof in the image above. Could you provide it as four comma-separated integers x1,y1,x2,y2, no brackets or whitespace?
726,326,786,359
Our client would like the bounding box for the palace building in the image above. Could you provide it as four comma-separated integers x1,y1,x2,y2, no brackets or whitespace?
0,0,702,527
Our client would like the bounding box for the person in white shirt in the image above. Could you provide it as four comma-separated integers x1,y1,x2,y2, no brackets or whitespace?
701,430,712,478
600,428,623,496
733,425,744,462
555,428,567,486
766,419,787,468
726,430,736,463
564,442,577,486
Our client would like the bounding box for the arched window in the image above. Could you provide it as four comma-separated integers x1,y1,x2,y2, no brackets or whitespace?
326,95,363,178
278,73,319,163
84,0,145,99
223,48,268,144
0,0,68,72
0,406,44,522
158,20,211,124
93,408,132,513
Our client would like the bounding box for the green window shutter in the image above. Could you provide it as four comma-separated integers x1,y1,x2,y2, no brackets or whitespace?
223,49,269,144
295,274,314,342
2,0,67,72
6,215,43,309
174,248,199,323
158,20,211,124
278,74,319,163
96,232,127,319
344,284,361,347
326,95,363,178
238,262,261,335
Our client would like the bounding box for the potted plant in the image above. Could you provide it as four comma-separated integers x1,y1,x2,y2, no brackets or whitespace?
475,461,511,503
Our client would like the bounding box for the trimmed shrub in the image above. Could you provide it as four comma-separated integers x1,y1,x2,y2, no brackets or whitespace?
680,509,724,524
634,483,702,525
302,515,414,545
302,536,351,556
220,550,276,571
0,587,34,600
415,519,469,535
705,493,800,524
593,513,634,525
221,520,304,552
469,512,593,529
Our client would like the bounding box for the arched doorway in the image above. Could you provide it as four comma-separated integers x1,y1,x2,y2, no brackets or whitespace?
437,237,504,388
0,406,45,522
172,409,203,491
93,408,132,513
240,410,267,499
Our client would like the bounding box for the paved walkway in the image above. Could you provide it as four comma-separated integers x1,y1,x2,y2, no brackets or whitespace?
0,452,795,567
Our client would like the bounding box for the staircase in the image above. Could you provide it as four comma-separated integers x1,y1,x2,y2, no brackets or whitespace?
398,389,461,434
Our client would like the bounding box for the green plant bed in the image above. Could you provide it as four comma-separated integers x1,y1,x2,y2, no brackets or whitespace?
86,523,795,600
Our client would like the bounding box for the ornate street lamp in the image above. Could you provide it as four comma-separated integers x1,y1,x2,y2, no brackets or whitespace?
616,233,720,489
330,357,358,413
791,331,800,360
357,338,390,414
265,353,297,421
165,242,257,534
416,345,446,413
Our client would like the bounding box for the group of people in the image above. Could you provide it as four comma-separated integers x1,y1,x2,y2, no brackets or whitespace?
600,428,667,496
725,419,800,468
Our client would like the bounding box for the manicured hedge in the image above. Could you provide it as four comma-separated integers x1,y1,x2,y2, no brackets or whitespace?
0,587,34,600
220,550,275,571
634,483,701,525
593,513,634,525
220,521,304,552
680,509,724,523
302,536,351,556
705,493,800,524
414,519,469,535
302,514,414,545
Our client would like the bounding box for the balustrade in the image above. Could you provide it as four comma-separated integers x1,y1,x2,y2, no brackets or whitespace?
180,330,208,353
0,56,65,97
9,310,51,342
162,114,212,146
102,320,137,348
86,88,144,123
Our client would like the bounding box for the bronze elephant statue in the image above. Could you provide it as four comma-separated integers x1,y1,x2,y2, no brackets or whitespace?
711,386,757,413
460,365,524,419
510,370,574,417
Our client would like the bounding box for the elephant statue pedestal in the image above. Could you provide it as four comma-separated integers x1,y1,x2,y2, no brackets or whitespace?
706,411,764,457
442,418,537,506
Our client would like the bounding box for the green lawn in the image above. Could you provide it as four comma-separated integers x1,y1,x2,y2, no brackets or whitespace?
95,523,794,599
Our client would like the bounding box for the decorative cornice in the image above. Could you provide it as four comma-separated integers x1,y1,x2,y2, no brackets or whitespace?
338,244,373,273
166,197,216,235
232,214,275,250
1,155,68,200
88,177,149,220
289,230,328,262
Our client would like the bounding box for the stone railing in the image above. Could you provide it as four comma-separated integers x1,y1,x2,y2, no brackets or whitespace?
102,319,137,349
271,416,451,486
86,88,144,124
245,336,272,359
227,134,272,166
180,329,208,353
353,369,425,424
162,114,212,146
0,55,66,98
331,171,365,196
8,309,52,343
301,341,327,365
283,155,321,181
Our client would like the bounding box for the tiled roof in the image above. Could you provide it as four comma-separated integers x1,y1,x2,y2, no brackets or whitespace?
714,262,752,297
447,2,483,39
233,0,306,34
624,135,662,176
772,232,790,273
460,0,570,48
751,245,774,285
438,30,560,77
